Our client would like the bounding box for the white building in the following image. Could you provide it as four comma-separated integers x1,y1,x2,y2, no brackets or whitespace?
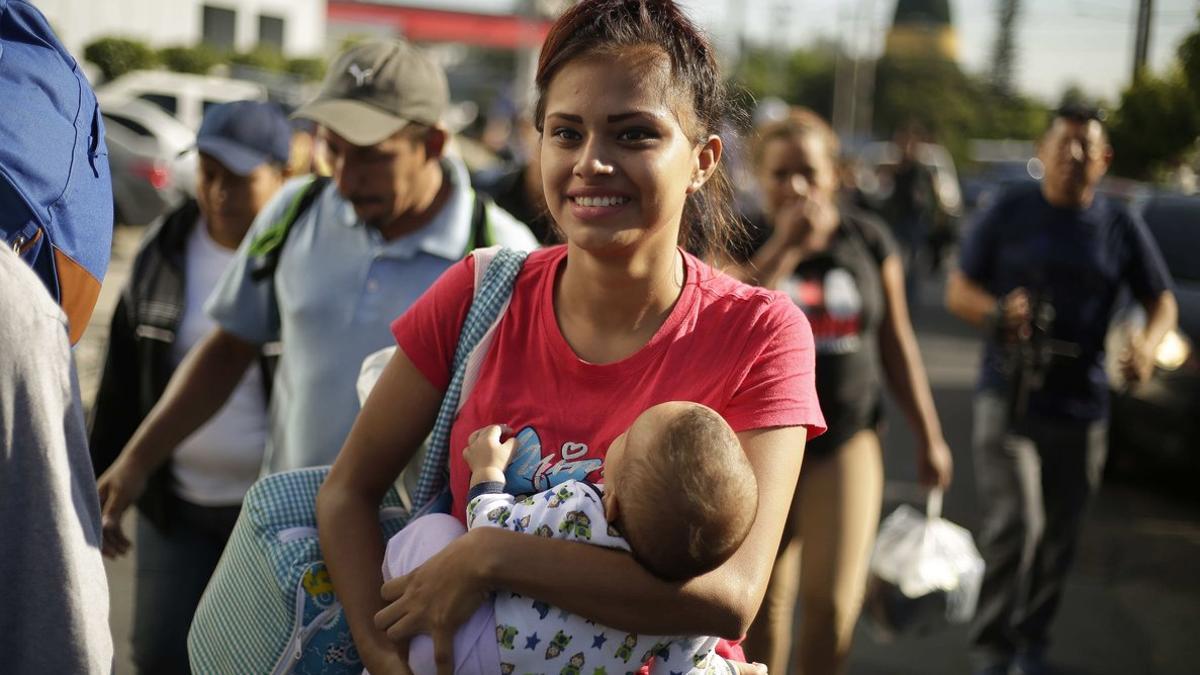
34,0,327,62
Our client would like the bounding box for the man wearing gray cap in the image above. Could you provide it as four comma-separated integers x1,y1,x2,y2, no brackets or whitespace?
98,41,537,521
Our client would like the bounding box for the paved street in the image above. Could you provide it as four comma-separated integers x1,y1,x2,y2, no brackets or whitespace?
81,238,1200,675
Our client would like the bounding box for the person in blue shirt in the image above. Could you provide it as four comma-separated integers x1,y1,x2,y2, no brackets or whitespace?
945,104,1177,675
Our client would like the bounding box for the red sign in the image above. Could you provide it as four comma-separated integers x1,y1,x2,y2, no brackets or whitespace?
328,2,554,49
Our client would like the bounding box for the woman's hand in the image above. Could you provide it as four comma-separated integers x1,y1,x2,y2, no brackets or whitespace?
916,437,953,490
374,529,492,674
96,455,150,558
773,195,836,253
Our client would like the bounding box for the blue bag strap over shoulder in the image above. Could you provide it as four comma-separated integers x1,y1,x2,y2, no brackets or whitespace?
410,246,527,511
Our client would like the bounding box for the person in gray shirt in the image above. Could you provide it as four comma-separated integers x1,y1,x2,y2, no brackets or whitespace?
0,245,113,673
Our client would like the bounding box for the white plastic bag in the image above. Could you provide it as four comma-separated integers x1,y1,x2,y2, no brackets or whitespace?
864,489,984,640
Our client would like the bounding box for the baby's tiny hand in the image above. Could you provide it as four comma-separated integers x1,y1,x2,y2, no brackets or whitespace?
464,425,515,478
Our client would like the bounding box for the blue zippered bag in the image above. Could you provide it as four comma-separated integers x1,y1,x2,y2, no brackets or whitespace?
1,0,112,343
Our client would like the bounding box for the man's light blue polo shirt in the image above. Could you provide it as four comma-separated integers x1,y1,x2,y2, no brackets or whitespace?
206,156,537,473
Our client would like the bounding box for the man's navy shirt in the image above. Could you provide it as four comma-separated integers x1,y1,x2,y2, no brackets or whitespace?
959,182,1171,421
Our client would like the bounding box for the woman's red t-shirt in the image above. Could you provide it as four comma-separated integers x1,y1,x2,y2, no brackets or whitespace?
392,245,826,522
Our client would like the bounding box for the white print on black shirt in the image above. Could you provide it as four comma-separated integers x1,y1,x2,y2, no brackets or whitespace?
783,268,863,355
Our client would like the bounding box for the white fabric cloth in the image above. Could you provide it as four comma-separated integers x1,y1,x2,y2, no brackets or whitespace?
171,220,268,506
0,246,113,673
466,480,735,675
375,514,500,675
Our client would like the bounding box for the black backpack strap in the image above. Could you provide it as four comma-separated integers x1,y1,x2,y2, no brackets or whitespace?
463,190,492,255
248,176,331,282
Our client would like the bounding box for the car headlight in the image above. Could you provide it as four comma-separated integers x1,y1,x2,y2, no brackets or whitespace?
1155,329,1191,371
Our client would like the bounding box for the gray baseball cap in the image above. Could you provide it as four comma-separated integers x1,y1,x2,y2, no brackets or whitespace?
293,40,449,147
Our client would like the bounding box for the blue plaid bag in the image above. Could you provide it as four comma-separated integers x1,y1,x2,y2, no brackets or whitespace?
188,247,527,674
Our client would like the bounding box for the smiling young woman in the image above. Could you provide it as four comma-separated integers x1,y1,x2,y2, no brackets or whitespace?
538,53,719,260
316,2,827,673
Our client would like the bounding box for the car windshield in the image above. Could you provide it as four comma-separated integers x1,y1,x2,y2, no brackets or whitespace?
138,93,179,117
1143,198,1200,282
103,113,152,138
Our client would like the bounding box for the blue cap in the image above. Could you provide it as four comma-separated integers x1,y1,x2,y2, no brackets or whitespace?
195,101,291,176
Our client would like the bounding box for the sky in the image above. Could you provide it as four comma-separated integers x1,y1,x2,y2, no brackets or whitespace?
683,0,1200,103
434,0,1200,103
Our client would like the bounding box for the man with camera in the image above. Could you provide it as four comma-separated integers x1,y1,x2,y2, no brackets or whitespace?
945,104,1177,675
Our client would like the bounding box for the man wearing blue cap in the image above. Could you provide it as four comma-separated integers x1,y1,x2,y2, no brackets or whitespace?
91,100,290,674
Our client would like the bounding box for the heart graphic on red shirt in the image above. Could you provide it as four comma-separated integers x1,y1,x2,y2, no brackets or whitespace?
504,428,603,494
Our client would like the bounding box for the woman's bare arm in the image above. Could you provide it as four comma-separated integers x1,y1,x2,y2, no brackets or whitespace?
376,425,807,644
877,255,952,488
317,349,442,671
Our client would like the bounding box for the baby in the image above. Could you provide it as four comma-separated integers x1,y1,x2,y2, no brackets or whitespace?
377,401,760,675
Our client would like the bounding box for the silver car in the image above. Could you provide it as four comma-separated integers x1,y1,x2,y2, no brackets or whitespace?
102,99,196,225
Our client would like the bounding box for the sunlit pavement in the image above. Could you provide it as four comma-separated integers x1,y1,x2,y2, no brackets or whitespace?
83,243,1200,674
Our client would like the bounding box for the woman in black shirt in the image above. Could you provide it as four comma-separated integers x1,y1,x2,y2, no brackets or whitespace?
730,108,953,675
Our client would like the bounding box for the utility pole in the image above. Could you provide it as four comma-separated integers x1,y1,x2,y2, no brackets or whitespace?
832,8,853,137
1133,0,1154,82
991,0,1020,95
833,0,877,140
771,0,792,97
853,0,879,141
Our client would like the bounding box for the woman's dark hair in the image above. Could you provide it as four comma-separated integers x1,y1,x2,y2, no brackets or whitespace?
533,0,745,260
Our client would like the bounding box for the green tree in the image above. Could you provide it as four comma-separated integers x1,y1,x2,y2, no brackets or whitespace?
158,44,223,74
1179,19,1200,102
1109,71,1199,179
1108,18,1200,179
732,45,836,122
873,55,1044,164
83,37,157,82
230,47,288,73
285,57,326,82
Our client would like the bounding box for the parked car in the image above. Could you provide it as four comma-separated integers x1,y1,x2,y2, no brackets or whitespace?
102,98,197,225
961,158,1041,214
960,139,1040,215
97,70,267,131
1105,194,1200,486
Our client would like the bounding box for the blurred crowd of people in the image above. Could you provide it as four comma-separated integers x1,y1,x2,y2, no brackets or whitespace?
1,1,1179,675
